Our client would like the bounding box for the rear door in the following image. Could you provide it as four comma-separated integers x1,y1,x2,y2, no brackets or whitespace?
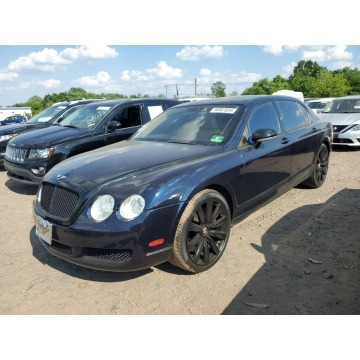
274,100,318,178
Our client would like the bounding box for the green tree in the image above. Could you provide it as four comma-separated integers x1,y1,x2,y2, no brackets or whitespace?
314,71,350,97
242,78,272,94
334,67,360,95
211,81,226,97
230,91,239,97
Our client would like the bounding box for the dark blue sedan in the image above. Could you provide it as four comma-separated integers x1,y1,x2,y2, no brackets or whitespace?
0,115,26,126
33,96,333,273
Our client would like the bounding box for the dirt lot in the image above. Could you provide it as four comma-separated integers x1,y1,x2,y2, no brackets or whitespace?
0,146,359,315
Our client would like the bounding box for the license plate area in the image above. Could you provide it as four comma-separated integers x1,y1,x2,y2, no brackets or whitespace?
35,215,53,245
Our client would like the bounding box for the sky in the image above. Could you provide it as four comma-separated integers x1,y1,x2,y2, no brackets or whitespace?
1,44,360,106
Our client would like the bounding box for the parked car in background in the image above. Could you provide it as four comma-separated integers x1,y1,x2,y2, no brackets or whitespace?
4,98,180,184
32,95,332,274
0,99,103,165
318,95,360,147
0,115,26,126
306,98,334,114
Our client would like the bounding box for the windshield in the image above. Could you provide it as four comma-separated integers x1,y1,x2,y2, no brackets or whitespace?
133,104,243,145
322,98,360,113
307,101,326,110
27,104,68,124
59,103,113,130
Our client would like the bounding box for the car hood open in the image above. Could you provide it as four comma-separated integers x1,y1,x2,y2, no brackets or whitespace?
44,140,222,191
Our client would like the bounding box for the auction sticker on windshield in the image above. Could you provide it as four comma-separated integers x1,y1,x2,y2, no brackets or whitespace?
210,107,237,114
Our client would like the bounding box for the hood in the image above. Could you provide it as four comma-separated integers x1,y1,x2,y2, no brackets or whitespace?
44,140,221,191
8,125,88,148
318,112,360,125
0,122,38,135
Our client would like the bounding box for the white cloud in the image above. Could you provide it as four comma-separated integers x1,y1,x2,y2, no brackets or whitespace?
200,68,211,76
36,79,62,89
302,45,352,62
0,72,18,81
282,62,297,77
261,45,284,55
7,45,118,72
176,46,225,61
73,71,112,87
329,61,353,70
122,61,182,81
229,71,262,83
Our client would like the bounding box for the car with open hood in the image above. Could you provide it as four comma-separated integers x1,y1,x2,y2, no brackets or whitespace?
32,95,332,274
4,98,180,184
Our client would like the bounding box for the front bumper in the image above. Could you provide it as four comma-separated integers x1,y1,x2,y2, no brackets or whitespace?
33,201,183,272
332,129,360,147
4,159,43,185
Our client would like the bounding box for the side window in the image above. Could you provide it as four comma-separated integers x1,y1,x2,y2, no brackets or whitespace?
115,106,142,128
276,100,310,131
248,102,281,141
239,124,250,147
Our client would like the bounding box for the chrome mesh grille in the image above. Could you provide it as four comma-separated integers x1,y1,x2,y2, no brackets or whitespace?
40,182,79,221
5,146,27,162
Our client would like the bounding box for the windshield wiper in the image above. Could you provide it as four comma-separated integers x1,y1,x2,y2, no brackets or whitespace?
61,125,78,128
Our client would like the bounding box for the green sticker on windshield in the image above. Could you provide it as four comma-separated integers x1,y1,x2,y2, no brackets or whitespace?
211,135,224,143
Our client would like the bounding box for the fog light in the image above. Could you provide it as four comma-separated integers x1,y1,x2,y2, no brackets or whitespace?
31,167,46,175
148,238,165,247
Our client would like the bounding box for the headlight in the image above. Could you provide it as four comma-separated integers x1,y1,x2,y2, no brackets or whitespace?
0,134,14,142
351,124,360,131
89,195,115,222
29,147,54,159
118,195,145,221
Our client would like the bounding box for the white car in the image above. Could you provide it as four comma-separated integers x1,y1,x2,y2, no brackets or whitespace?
306,98,334,114
318,95,360,147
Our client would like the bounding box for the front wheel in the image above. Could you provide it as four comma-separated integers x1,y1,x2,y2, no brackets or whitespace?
301,143,329,188
169,189,231,273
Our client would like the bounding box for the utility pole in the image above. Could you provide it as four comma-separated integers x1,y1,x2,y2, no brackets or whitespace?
195,78,197,97
176,84,179,97
164,85,168,98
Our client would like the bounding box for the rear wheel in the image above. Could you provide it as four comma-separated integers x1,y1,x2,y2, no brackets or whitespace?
169,189,231,273
302,143,329,188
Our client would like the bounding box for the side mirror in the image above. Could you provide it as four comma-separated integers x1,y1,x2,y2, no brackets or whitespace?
251,128,277,143
106,120,122,133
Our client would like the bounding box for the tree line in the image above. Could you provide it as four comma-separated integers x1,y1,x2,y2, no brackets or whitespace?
11,60,360,115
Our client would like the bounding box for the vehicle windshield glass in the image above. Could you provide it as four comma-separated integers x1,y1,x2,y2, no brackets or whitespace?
27,104,68,124
322,98,360,113
59,103,113,131
307,101,326,109
133,104,243,145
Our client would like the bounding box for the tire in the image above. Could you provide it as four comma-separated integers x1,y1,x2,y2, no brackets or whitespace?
302,143,329,188
169,189,231,273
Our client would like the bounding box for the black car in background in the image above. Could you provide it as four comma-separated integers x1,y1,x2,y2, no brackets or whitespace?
32,96,332,274
4,98,180,185
0,99,102,165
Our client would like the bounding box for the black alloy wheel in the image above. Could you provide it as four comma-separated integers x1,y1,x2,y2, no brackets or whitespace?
170,189,231,273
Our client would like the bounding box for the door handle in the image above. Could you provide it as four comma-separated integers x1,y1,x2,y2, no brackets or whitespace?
281,137,290,144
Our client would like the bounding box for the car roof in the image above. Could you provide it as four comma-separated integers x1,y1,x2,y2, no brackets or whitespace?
173,95,303,108
76,97,178,108
333,95,360,100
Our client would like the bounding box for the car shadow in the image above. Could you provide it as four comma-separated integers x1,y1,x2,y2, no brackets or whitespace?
29,227,153,282
5,179,38,195
332,145,360,153
222,188,360,315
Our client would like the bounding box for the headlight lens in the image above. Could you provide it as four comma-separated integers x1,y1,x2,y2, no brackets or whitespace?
29,147,54,159
0,134,14,142
89,195,115,222
118,195,145,220
351,124,360,131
